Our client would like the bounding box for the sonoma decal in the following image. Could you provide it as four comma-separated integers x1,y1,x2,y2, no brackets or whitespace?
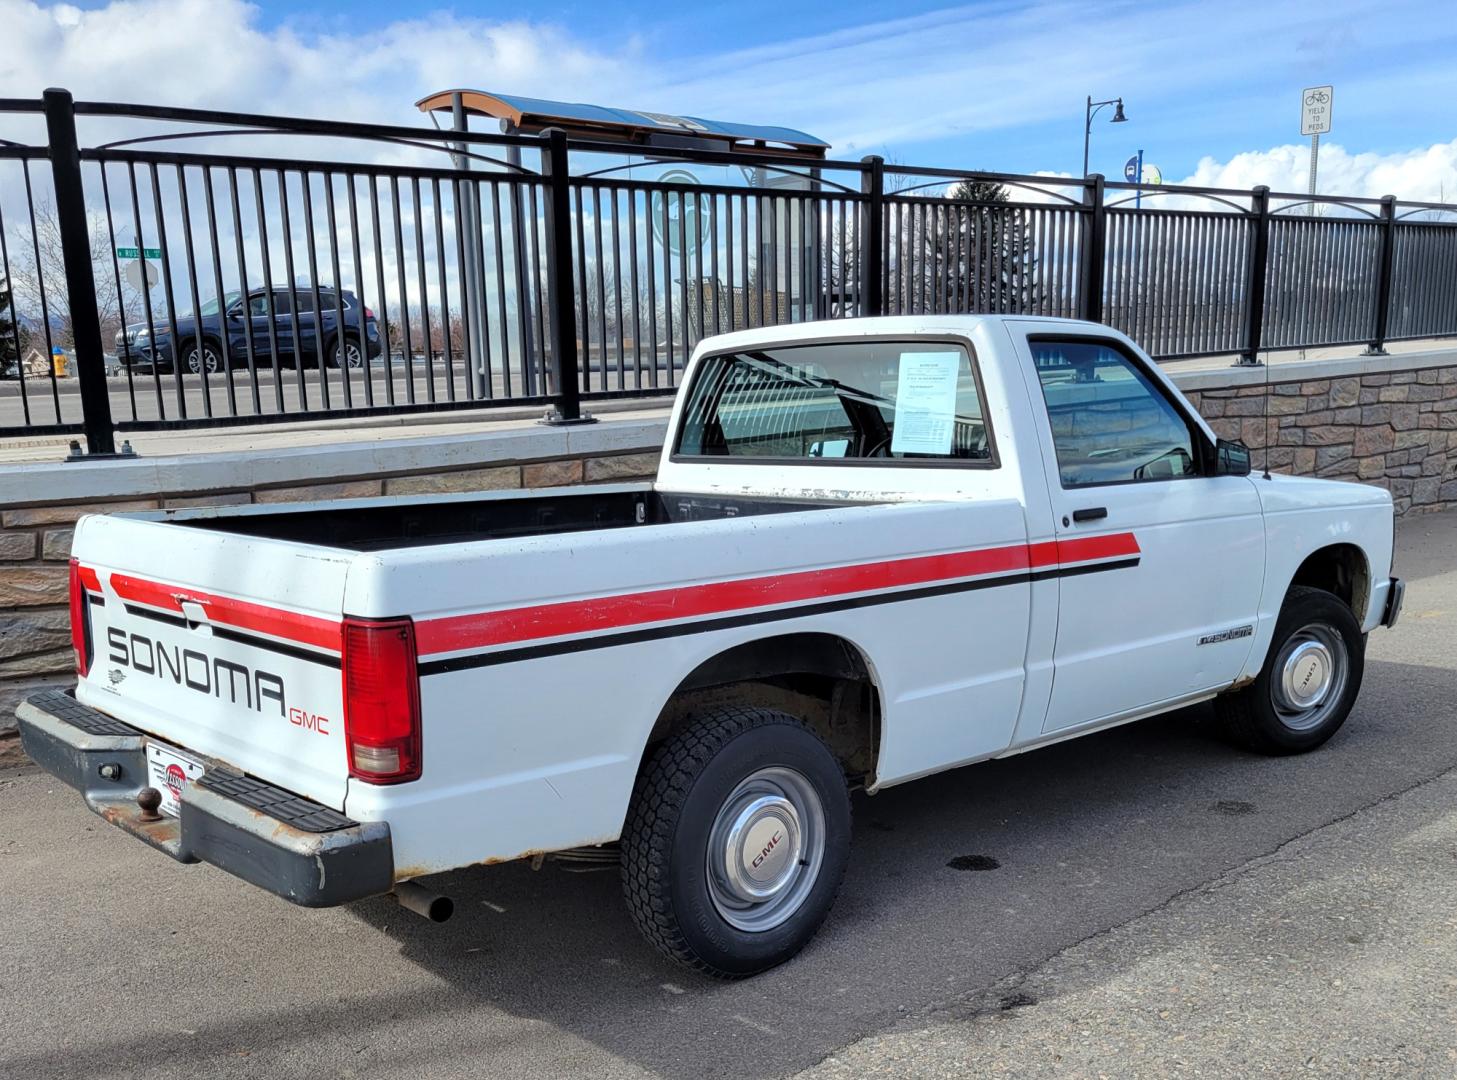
105,625,286,716
1197,625,1254,646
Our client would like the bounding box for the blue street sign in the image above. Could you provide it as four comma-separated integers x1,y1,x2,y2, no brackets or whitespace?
1123,155,1141,182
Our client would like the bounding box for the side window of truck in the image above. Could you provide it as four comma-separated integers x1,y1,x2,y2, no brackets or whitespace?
676,341,993,464
1031,338,1200,488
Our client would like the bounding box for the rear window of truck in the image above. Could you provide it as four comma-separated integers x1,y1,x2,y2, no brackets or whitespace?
675,341,993,465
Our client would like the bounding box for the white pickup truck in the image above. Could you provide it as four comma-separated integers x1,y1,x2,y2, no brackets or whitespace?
20,315,1403,977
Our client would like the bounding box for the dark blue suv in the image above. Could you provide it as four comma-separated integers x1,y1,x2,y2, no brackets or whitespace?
116,286,381,374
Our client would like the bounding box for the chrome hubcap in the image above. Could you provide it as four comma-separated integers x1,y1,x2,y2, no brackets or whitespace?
1271,622,1347,731
706,767,824,932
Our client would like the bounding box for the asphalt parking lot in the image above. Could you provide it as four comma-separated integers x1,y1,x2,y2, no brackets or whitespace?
1,509,1454,1079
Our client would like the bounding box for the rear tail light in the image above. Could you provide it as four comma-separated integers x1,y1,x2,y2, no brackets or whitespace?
342,617,422,783
69,558,91,676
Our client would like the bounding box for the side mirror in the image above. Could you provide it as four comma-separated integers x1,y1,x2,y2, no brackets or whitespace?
1214,438,1252,477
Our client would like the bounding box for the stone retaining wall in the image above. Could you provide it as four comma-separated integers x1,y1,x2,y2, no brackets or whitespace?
1183,365,1457,515
0,444,660,728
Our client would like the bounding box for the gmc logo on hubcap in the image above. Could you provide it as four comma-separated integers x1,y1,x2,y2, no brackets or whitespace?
751,831,783,869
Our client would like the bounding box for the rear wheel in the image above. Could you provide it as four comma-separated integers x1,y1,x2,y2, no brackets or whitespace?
1215,586,1365,754
327,337,365,369
620,706,851,978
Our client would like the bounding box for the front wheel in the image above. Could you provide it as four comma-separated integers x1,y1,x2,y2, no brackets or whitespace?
184,340,223,375
620,706,851,978
1215,586,1365,754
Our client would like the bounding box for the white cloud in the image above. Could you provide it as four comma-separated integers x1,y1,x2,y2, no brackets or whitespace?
0,0,639,128
2,0,1447,165
1,0,1452,218
1176,140,1457,206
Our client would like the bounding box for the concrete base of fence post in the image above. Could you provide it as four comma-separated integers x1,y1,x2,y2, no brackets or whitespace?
537,407,597,427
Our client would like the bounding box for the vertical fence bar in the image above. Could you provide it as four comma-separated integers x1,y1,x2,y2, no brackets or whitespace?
223,167,259,414
1241,185,1271,364
540,129,585,422
42,88,115,453
0,195,34,425
411,177,433,402
253,168,287,412
1078,173,1106,324
859,155,884,317
490,180,511,396
1365,194,1397,355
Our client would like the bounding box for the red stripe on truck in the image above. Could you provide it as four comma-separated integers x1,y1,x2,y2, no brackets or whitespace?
108,573,342,653
415,532,1141,657
76,565,102,594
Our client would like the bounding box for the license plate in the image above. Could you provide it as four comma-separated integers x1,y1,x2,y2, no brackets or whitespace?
145,741,206,818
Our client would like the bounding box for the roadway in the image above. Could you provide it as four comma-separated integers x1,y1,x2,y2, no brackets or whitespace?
0,355,681,431
0,510,1454,1078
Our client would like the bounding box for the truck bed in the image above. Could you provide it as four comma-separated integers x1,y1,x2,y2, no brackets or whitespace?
179,486,850,551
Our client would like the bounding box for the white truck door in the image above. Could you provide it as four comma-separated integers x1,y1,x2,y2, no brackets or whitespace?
1013,328,1265,734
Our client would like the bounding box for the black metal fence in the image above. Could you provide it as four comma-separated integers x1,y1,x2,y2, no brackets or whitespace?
3,90,1456,455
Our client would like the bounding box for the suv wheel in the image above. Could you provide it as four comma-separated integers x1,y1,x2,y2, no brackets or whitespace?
185,341,223,375
620,706,851,978
1215,585,1365,754
329,338,365,369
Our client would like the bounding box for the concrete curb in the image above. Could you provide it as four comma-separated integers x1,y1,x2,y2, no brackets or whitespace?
1170,346,1457,392
0,418,670,508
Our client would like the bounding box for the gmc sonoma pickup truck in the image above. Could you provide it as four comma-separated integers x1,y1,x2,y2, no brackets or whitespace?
19,315,1403,977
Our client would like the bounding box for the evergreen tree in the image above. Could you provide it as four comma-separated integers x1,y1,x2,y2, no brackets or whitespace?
0,276,24,366
933,179,1041,312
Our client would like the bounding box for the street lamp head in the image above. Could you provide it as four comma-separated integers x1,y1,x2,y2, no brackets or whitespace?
1111,99,1128,123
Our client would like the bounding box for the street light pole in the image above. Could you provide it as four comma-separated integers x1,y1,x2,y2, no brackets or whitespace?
1083,95,1128,177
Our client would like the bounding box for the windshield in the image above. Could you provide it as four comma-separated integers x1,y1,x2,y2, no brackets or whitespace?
198,291,242,316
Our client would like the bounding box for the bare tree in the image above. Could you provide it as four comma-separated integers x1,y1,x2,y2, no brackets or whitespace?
8,201,142,349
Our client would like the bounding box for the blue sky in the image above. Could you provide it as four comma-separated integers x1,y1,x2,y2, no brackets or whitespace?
225,0,1457,178
15,0,1457,196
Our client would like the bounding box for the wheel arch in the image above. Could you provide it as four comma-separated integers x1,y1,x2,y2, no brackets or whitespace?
179,331,225,352
642,631,884,785
1288,542,1371,618
175,333,225,370
324,330,367,366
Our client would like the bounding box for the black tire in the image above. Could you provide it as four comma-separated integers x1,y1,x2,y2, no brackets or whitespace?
184,340,223,375
620,706,852,979
1215,585,1365,754
326,336,365,370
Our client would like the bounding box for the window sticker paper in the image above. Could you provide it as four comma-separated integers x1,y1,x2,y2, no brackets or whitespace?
890,351,960,455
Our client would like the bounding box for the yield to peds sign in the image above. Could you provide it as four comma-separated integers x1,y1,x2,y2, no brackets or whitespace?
1301,86,1333,136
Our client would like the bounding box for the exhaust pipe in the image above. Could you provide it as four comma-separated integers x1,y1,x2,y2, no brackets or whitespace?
393,881,454,923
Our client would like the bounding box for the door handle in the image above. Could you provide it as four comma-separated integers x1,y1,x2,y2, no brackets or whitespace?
1072,507,1108,523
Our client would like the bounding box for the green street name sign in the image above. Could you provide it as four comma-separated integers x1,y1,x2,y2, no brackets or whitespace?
115,246,161,259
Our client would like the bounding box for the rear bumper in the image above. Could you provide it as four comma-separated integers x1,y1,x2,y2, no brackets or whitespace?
16,689,394,907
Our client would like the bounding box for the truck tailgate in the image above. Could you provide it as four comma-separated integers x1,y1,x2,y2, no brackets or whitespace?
72,512,353,810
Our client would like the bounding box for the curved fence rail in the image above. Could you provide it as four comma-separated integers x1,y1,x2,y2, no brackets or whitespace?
3,90,1457,454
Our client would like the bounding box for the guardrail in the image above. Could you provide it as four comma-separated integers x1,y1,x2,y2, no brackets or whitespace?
2,89,1456,455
